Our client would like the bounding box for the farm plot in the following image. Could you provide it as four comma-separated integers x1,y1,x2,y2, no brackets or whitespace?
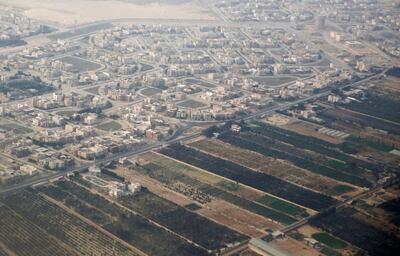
0,247,8,256
339,93,400,124
138,154,298,223
250,120,373,170
189,138,356,196
117,166,278,235
1,189,139,256
310,207,400,256
320,108,400,136
218,131,371,188
45,179,208,256
0,203,77,256
311,233,347,249
159,144,337,211
119,190,248,251
242,122,374,179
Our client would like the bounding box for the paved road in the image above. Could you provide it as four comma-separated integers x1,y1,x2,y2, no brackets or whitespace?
0,68,387,195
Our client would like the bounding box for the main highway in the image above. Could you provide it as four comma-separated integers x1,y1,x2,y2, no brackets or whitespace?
0,68,387,195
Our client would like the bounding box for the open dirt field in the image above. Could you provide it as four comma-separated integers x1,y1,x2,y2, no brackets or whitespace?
116,167,193,206
271,238,322,256
115,166,278,237
1,0,216,27
189,138,358,197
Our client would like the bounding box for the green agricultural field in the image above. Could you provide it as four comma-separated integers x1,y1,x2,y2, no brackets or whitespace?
120,191,247,251
289,232,305,241
320,247,342,256
138,158,297,224
346,136,394,153
332,185,354,195
312,233,347,249
256,194,306,216
42,180,208,256
95,121,122,131
216,180,240,191
1,189,139,256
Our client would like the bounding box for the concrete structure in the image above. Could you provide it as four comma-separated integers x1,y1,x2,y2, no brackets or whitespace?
248,238,291,256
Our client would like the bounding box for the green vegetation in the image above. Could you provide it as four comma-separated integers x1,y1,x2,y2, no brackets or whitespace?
256,195,306,216
41,180,208,256
0,79,54,96
310,207,400,255
341,93,400,124
216,180,240,191
1,189,138,256
160,144,337,211
312,233,347,249
120,191,248,251
0,203,77,256
218,131,371,188
95,121,122,131
138,160,298,224
346,136,394,152
289,232,305,241
332,185,354,194
250,121,371,169
320,247,342,256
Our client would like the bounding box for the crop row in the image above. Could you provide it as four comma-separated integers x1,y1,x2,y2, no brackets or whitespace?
119,190,248,251
159,144,337,211
59,179,246,251
250,121,374,170
1,189,138,256
310,207,400,256
0,204,77,256
46,180,209,256
219,132,371,187
144,161,300,224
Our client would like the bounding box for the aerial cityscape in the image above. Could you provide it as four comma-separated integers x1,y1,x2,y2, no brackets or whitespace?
0,0,399,255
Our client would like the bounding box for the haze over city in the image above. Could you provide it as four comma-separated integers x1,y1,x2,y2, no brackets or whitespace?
0,1,399,256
